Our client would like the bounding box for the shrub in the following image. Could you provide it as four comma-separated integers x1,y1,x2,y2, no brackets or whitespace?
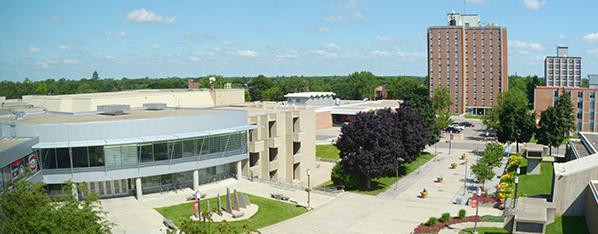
330,161,360,189
439,213,451,222
425,217,438,226
458,209,466,219
507,154,524,171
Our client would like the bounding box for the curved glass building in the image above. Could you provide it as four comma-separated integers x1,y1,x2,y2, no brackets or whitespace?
0,107,253,199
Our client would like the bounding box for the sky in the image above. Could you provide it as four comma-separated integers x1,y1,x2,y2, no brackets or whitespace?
1,0,597,81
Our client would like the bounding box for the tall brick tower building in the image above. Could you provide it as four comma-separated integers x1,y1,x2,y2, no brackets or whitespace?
427,13,508,114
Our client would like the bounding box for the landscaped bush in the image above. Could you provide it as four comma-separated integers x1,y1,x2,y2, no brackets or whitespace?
439,213,451,222
507,153,524,171
330,161,361,189
497,182,514,199
458,209,466,219
425,217,438,226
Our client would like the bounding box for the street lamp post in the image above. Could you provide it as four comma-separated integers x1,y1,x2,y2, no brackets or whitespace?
473,187,481,233
396,157,405,190
514,168,520,208
306,169,311,209
463,159,468,195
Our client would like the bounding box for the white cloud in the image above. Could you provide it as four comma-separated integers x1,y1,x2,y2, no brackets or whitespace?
323,15,343,22
375,35,391,42
28,46,40,53
62,59,80,65
152,44,161,49
346,0,364,21
276,49,299,59
57,44,69,50
316,27,329,32
587,48,598,55
509,40,545,54
523,0,546,10
325,42,338,50
371,50,391,57
582,32,598,43
104,30,127,37
236,50,258,58
126,8,176,24
312,49,338,58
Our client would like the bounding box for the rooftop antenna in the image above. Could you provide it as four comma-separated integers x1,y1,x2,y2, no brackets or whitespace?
463,0,466,14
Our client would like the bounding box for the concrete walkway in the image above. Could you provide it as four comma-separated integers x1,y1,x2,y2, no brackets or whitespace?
262,148,502,234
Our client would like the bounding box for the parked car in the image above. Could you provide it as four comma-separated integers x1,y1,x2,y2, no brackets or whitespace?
449,124,465,131
270,193,290,201
446,126,462,133
458,121,474,127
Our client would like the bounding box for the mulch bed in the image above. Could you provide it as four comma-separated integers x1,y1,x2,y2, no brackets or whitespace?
413,216,481,234
470,194,498,204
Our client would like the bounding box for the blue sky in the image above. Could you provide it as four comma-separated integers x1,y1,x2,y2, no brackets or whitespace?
1,0,597,81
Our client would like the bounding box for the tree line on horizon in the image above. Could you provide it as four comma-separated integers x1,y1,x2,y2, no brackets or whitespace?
1,71,554,104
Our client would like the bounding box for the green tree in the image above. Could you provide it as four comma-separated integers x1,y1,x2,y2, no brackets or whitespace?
0,180,112,233
92,71,99,80
431,86,451,112
483,142,504,167
248,75,275,101
554,90,575,134
536,106,564,155
493,89,536,153
471,162,495,190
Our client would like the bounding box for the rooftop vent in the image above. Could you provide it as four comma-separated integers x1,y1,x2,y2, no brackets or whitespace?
143,103,167,111
97,104,130,115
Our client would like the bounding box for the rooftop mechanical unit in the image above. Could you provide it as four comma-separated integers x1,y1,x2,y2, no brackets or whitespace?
143,103,167,111
97,104,130,115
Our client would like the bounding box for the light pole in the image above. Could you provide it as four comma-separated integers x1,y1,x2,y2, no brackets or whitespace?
473,187,481,233
514,167,520,209
396,157,405,190
463,159,468,195
306,169,311,209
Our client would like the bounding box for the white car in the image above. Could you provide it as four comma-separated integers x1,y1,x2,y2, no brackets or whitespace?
449,124,465,131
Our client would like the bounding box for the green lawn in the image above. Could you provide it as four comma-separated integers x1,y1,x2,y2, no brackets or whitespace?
517,162,553,197
349,153,434,195
460,227,510,234
546,216,588,234
316,145,340,160
155,193,307,230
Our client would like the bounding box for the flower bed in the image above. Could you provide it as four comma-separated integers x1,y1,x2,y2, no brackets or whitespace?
413,216,480,234
470,194,498,204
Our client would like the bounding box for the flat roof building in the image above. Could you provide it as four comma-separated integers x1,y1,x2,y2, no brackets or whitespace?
0,88,318,198
428,12,508,114
534,86,598,132
544,46,582,87
1,106,253,199
285,92,401,129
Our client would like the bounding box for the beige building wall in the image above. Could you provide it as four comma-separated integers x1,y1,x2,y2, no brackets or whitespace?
236,103,316,183
315,110,333,130
21,89,245,112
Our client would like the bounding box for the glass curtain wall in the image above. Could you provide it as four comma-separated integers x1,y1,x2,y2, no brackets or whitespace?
40,131,247,170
